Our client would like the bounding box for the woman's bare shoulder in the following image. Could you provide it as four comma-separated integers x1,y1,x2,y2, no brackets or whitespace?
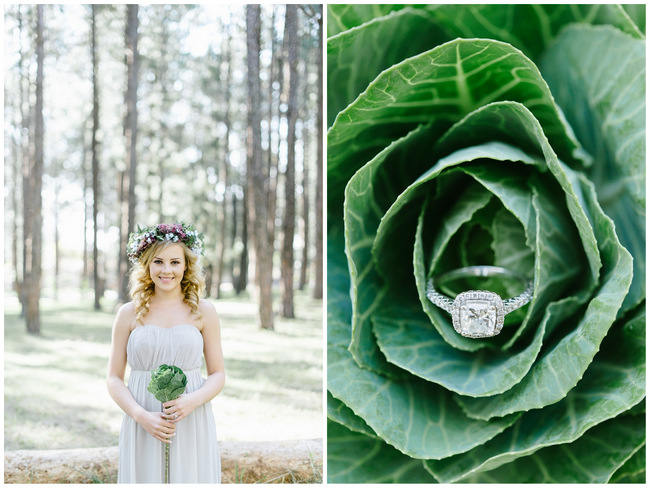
198,299,219,328
115,301,137,331
198,298,217,312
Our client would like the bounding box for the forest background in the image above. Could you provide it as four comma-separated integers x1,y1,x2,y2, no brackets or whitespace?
3,3,323,461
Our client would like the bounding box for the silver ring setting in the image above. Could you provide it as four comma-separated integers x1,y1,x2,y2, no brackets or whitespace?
426,266,533,338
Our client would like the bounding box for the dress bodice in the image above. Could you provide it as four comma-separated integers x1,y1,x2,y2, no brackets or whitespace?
127,324,203,372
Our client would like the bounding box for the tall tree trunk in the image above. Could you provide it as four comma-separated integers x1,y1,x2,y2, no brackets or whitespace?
117,166,126,283
236,191,249,294
298,39,311,291
204,263,214,298
312,8,323,300
266,8,276,192
298,147,310,293
156,19,170,225
11,93,21,300
246,5,273,330
118,4,139,303
281,5,298,318
81,118,89,287
91,5,103,310
266,7,278,259
215,20,232,300
54,178,60,299
25,4,44,334
231,190,239,290
157,166,164,223
14,5,25,310
19,5,33,316
227,189,236,284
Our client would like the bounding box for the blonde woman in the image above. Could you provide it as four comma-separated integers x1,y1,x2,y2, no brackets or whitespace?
107,223,224,482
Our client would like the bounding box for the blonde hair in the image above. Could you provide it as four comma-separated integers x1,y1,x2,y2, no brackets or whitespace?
129,240,205,325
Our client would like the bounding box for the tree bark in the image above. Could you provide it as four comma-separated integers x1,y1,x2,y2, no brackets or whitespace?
236,190,249,294
231,191,240,291
214,20,232,300
227,187,236,285
14,5,25,311
20,5,34,317
281,5,298,318
246,5,273,330
266,6,279,269
298,37,311,291
24,4,44,334
81,118,90,287
11,92,21,301
312,8,323,300
54,178,60,299
204,262,214,298
90,5,103,310
156,17,170,225
118,4,139,303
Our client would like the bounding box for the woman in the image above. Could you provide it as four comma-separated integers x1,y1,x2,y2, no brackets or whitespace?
107,223,225,483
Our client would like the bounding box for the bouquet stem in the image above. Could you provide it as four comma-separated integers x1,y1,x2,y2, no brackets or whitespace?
162,404,170,483
164,441,170,483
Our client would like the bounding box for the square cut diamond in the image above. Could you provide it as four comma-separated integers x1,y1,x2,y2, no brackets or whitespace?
460,300,496,336
452,291,504,338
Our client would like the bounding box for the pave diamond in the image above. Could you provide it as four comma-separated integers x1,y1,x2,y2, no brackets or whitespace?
452,291,504,338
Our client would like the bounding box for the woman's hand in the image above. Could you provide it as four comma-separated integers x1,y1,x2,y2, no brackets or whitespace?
136,410,176,444
162,393,198,423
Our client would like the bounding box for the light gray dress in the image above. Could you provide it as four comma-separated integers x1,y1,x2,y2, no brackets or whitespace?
118,324,221,483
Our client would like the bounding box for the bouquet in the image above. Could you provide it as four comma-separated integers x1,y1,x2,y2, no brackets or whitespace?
148,364,187,483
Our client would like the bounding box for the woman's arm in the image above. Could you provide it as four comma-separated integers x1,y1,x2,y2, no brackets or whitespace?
106,303,147,422
163,299,226,422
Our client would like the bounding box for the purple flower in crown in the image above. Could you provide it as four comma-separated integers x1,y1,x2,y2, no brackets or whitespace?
127,222,205,264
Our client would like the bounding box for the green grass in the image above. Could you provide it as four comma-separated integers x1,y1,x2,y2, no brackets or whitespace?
4,289,323,451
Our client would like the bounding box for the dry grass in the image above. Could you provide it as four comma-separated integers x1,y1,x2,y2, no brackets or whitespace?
4,288,323,451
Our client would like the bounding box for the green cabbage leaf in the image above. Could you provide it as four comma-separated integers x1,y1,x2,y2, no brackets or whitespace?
327,4,645,483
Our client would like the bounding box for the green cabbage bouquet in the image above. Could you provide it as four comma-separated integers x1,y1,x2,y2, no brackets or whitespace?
327,4,645,483
148,364,188,403
148,364,187,483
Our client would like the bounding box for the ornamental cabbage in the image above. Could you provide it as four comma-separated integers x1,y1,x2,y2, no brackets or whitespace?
148,364,187,403
327,4,645,483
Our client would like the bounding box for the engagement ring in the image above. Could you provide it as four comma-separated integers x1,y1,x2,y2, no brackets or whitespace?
426,265,533,338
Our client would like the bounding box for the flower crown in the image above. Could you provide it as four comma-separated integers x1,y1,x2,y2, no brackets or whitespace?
127,223,204,264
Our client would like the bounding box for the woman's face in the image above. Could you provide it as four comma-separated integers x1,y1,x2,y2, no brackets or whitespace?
149,243,186,292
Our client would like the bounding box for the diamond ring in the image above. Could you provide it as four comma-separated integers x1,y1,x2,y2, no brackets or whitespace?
426,265,533,338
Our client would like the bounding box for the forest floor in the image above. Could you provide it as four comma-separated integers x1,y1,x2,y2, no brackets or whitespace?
4,288,323,452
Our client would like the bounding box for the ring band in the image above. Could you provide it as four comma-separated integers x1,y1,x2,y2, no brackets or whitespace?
426,265,533,338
